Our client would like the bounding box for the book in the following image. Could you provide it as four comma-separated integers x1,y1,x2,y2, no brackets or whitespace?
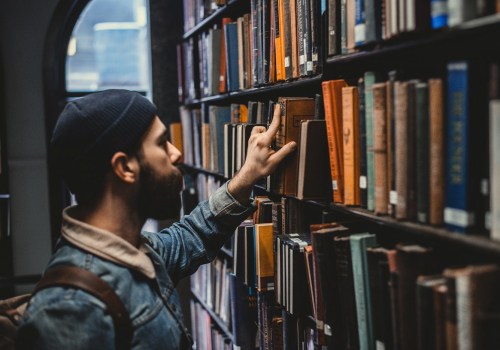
445,62,478,233
168,121,183,156
322,79,348,203
350,233,377,350
366,247,394,350
373,82,389,215
297,120,332,200
224,21,240,92
273,97,315,196
429,78,445,226
416,82,430,224
358,77,368,208
395,80,409,219
342,86,361,206
416,275,447,350
255,223,274,292
364,72,377,211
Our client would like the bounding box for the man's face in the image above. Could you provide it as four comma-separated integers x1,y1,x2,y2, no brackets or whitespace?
136,117,183,220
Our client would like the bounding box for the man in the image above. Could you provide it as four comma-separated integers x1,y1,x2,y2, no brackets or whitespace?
16,90,296,349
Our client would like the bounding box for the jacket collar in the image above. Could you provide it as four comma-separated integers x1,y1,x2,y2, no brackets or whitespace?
61,206,156,279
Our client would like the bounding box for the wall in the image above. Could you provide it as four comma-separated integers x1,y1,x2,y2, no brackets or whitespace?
0,1,59,278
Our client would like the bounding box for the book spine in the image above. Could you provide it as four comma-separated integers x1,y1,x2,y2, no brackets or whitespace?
407,80,419,221
263,0,271,84
350,234,377,350
276,0,285,81
388,71,398,217
290,0,300,78
251,0,260,87
343,86,360,206
431,0,448,28
328,0,338,56
445,62,474,233
283,0,293,79
297,0,306,76
416,82,430,224
373,82,388,215
364,72,376,211
358,77,368,208
429,78,445,226
395,81,409,219
490,100,500,240
354,0,366,46
341,0,348,54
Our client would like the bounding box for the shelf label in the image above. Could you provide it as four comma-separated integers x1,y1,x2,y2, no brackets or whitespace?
324,323,332,336
444,207,475,227
300,55,305,65
359,176,367,189
307,61,313,72
390,190,397,205
376,341,386,350
332,180,338,191
285,56,291,68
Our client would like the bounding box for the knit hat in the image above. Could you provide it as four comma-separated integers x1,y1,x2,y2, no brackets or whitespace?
51,89,157,171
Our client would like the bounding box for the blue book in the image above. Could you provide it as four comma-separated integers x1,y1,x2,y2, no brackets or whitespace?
208,106,231,174
350,233,377,350
354,0,366,46
445,62,473,233
431,0,448,29
223,22,240,92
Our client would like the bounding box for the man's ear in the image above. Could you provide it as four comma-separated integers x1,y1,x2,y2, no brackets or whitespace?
110,152,139,184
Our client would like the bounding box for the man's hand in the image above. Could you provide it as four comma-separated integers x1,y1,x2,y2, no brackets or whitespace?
227,104,297,204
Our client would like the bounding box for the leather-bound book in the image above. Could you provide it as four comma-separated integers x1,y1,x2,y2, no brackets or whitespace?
429,78,445,225
367,247,395,350
394,81,409,219
395,244,442,350
273,97,315,196
373,82,389,214
416,274,446,350
334,235,359,350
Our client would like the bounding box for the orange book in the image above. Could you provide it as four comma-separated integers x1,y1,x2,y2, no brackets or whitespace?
342,86,360,206
322,80,347,203
240,104,249,123
276,0,285,81
255,223,275,291
169,122,183,156
219,18,233,94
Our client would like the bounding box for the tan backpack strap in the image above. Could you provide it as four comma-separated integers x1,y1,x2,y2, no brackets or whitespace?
33,265,132,350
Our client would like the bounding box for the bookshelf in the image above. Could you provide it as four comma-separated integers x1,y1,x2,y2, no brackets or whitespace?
191,289,233,339
176,1,500,349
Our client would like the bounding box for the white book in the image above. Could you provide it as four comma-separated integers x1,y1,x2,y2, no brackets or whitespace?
490,100,500,240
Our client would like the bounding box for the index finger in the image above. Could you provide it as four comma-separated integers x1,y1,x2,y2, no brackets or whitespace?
264,103,281,142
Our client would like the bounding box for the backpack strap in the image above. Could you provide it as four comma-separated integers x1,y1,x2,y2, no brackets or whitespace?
33,265,132,350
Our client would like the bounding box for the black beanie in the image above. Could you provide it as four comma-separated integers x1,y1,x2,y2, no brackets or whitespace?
51,89,157,171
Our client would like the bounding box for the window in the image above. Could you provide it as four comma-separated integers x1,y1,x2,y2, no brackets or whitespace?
66,0,151,95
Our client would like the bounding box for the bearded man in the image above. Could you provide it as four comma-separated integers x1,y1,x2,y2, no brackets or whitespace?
16,90,296,349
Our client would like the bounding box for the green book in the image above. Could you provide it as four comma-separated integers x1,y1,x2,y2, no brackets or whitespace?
364,72,376,211
350,233,377,350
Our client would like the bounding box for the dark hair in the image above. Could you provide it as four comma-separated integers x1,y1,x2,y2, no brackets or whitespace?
58,140,144,208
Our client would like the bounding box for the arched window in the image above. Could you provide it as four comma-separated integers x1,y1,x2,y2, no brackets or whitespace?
66,0,151,96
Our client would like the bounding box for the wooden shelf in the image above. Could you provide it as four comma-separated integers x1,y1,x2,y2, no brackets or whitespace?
191,289,232,340
326,14,500,67
184,75,323,107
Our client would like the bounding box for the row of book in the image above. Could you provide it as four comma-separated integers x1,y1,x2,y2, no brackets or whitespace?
191,256,232,326
189,174,500,349
331,0,500,55
190,300,233,350
174,59,500,239
178,0,322,101
182,0,225,33
179,0,500,102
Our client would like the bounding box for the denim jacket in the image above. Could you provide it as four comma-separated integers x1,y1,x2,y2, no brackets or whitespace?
17,182,255,349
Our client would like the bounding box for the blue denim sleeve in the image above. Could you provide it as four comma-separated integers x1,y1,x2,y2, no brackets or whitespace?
142,182,256,283
17,298,114,349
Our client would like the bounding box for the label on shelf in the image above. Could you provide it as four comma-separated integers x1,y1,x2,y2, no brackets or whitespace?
300,55,305,65
444,207,475,227
376,341,386,350
332,180,338,191
285,56,291,68
307,61,313,72
359,176,367,189
324,323,332,336
390,190,398,205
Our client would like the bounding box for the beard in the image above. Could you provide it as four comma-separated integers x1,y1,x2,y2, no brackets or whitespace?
136,160,183,220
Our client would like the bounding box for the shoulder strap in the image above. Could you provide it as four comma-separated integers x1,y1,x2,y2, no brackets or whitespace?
33,265,132,350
